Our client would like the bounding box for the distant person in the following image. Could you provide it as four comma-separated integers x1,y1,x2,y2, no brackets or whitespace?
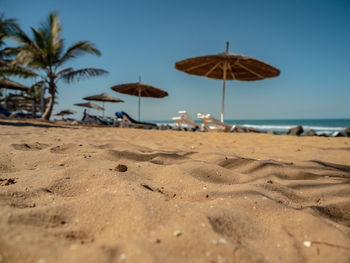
82,109,87,120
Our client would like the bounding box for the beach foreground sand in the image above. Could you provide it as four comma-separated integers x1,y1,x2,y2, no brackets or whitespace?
0,120,350,263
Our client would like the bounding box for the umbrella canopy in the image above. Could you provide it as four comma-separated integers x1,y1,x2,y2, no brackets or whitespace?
74,102,104,111
0,78,29,92
55,109,76,116
83,93,124,103
83,92,123,117
111,77,168,120
175,42,280,122
55,109,75,120
2,94,50,113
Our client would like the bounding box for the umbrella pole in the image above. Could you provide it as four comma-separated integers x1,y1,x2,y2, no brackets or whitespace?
4,89,7,108
221,62,227,123
138,88,141,121
102,102,105,118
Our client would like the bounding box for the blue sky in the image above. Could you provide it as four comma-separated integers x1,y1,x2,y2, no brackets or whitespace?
2,0,350,120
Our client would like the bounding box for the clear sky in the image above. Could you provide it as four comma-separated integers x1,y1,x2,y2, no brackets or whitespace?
2,0,350,120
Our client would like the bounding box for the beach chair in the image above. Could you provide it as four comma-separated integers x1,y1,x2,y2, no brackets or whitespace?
197,113,234,132
115,111,158,129
172,110,200,131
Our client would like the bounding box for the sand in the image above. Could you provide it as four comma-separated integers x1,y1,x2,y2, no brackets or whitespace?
0,119,350,263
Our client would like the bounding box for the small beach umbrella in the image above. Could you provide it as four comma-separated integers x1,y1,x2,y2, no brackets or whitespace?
83,93,123,117
74,102,104,111
111,77,168,121
55,109,76,120
175,42,280,122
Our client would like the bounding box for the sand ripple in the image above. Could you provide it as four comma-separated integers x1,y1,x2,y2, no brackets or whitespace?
0,123,350,262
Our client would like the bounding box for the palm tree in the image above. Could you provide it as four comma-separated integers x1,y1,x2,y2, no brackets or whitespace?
13,12,108,120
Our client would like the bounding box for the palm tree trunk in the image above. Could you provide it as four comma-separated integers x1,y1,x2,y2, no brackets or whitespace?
41,91,55,120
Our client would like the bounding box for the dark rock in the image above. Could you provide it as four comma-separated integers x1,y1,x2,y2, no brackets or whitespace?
115,164,128,172
232,125,262,133
285,126,304,136
301,129,317,136
335,127,350,137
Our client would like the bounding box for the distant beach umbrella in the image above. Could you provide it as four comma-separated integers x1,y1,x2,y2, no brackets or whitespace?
74,102,104,111
111,77,168,121
0,78,29,92
175,42,280,122
83,92,123,117
55,109,75,120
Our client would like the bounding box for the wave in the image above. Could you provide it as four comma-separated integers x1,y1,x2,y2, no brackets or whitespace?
241,124,346,132
155,121,347,135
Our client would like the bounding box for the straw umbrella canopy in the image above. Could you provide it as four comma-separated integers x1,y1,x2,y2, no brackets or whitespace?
1,94,32,111
175,42,280,122
111,77,168,121
55,109,75,120
83,93,123,117
74,102,104,111
0,78,29,92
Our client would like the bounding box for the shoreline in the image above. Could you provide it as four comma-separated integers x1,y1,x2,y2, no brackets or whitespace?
3,118,350,137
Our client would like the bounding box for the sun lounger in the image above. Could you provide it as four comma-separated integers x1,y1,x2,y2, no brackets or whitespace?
197,113,234,132
172,110,200,131
115,111,158,129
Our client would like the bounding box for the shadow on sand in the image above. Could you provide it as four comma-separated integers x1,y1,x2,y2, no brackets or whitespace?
0,120,77,129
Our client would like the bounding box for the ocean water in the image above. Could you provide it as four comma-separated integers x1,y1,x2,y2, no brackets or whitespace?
154,119,350,135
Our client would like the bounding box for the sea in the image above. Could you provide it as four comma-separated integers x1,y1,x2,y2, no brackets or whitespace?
154,119,350,136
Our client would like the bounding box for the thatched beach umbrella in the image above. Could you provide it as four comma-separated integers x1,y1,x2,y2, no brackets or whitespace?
74,102,104,111
83,93,123,117
111,77,168,121
55,109,75,120
0,78,29,92
1,94,33,111
175,42,280,122
0,79,31,111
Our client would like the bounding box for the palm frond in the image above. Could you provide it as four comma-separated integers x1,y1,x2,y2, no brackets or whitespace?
58,41,101,66
11,27,32,44
32,28,46,50
0,14,21,39
59,67,108,83
55,67,73,78
35,12,64,67
14,42,48,69
1,47,21,59
0,65,37,78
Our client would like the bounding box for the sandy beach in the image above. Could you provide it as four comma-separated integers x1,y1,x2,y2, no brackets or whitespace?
0,120,350,263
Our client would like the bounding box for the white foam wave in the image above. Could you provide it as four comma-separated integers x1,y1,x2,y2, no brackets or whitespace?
241,124,345,134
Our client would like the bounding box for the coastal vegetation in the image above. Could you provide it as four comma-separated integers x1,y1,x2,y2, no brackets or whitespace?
0,12,108,120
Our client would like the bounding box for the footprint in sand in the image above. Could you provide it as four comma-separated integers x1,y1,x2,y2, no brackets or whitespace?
11,142,49,151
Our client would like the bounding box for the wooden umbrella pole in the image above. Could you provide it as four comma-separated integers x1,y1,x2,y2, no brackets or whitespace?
138,88,141,121
221,62,227,123
103,101,105,118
